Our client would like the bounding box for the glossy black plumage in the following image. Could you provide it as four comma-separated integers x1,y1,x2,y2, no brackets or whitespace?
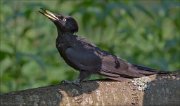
39,8,165,82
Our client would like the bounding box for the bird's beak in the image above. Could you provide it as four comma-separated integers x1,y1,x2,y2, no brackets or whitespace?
39,8,59,21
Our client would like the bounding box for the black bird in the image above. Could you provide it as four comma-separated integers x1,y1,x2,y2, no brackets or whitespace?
39,8,168,84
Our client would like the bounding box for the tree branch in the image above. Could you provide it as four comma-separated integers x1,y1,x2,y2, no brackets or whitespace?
1,74,180,106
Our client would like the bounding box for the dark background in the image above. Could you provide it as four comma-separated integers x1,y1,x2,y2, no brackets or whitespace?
0,0,180,93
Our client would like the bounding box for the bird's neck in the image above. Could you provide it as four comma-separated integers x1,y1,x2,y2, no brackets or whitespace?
56,31,75,51
57,29,74,36
57,31,75,41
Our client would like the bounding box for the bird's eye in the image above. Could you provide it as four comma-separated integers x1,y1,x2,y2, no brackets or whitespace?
63,18,66,22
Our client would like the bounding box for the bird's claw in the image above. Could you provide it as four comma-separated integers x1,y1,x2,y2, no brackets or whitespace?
61,79,82,88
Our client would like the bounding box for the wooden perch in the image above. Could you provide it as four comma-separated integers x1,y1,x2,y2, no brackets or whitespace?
1,74,180,106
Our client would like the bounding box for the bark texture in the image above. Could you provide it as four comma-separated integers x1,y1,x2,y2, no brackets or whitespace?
0,74,180,106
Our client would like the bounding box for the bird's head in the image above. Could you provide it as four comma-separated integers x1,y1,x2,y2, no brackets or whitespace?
39,8,78,33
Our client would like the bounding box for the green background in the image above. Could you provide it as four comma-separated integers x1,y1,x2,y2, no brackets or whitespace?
0,0,180,93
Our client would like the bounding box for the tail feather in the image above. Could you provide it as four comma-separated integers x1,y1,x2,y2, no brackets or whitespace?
132,64,170,75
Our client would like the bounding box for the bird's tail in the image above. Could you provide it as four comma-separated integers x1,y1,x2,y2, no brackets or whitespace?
132,64,175,75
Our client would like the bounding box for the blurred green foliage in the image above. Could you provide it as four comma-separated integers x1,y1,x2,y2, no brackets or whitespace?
0,0,180,93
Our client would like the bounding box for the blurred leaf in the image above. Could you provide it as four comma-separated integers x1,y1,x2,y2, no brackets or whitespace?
15,52,46,70
135,4,155,20
0,57,12,74
119,4,135,20
164,39,178,50
20,26,31,37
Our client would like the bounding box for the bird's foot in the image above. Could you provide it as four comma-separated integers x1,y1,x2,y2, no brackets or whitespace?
61,79,82,87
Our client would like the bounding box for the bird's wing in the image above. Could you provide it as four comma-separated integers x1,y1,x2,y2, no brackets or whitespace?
65,47,101,72
100,55,157,78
